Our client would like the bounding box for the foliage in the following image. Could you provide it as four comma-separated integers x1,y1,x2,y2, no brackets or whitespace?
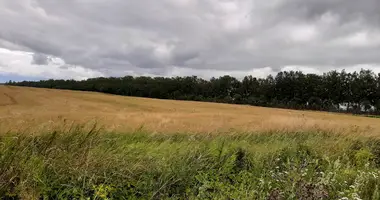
2,126,380,199
6,69,380,115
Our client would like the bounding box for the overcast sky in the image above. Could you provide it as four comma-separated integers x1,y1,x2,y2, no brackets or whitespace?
0,0,380,81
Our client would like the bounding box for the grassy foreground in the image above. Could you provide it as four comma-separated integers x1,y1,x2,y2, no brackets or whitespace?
1,126,380,199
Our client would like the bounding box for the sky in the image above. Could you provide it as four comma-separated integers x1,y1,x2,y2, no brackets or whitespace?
0,0,380,82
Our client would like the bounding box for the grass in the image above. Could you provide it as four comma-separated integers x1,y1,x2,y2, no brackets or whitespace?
1,124,380,199
364,115,380,119
2,86,380,199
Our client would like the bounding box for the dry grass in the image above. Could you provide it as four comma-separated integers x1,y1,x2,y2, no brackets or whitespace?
1,85,380,135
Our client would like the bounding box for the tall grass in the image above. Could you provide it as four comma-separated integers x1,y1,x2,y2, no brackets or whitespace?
1,125,380,199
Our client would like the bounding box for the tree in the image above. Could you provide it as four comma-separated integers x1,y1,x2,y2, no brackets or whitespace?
308,97,322,110
361,99,372,113
6,69,380,115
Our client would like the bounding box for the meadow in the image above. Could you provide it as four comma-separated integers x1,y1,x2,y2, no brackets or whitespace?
1,86,380,199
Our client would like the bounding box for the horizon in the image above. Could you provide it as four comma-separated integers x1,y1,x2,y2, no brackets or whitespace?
2,67,380,84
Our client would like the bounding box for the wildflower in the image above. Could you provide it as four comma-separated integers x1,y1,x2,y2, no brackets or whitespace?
371,172,378,179
352,193,362,200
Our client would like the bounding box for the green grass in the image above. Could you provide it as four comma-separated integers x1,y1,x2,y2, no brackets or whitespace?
364,115,380,119
1,125,380,199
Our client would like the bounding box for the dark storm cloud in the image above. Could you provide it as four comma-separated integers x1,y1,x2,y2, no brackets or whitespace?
0,0,379,78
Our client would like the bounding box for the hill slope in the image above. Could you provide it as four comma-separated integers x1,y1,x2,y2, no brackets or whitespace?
1,85,379,135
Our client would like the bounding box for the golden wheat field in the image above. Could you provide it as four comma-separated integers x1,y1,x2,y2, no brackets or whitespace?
1,85,380,135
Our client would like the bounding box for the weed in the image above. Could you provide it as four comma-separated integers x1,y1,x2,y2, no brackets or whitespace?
1,127,380,199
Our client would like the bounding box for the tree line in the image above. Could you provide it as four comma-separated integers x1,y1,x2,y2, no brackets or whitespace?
6,69,380,115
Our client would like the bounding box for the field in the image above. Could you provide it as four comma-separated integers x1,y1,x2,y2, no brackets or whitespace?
1,86,380,199
1,85,380,135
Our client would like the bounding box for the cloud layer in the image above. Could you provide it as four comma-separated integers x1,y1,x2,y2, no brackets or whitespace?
0,0,380,80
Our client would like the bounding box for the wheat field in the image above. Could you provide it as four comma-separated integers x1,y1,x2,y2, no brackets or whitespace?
1,85,379,135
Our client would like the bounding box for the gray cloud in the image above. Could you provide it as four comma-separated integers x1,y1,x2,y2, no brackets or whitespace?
0,0,380,78
277,0,380,25
32,53,49,65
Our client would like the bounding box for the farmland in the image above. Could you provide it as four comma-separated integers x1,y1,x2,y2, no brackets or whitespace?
1,85,380,135
1,86,380,199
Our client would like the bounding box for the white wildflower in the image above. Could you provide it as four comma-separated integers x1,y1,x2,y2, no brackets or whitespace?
352,193,362,200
